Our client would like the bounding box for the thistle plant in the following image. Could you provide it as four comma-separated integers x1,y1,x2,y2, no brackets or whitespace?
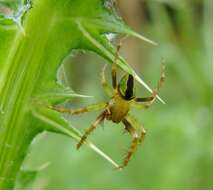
0,0,158,189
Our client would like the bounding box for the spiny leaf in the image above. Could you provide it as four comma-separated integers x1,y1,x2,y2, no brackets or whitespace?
32,105,119,168
14,162,50,190
75,21,164,103
0,1,162,188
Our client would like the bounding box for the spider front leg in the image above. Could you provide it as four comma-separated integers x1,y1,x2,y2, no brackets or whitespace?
49,102,107,115
119,115,146,169
112,42,122,89
101,65,114,97
101,42,121,95
112,35,128,89
76,110,107,149
133,64,165,109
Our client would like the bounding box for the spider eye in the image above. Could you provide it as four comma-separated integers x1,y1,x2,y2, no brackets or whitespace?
118,74,136,100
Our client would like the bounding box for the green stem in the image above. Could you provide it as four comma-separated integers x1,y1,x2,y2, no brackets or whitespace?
0,2,70,189
0,0,154,188
0,28,46,190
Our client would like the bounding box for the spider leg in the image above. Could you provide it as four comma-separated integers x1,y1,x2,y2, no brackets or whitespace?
131,96,155,109
76,110,107,149
101,64,114,97
112,46,119,89
119,115,146,169
133,64,165,109
49,102,107,115
112,35,128,89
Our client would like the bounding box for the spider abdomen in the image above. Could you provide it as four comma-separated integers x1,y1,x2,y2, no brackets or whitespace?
108,94,130,123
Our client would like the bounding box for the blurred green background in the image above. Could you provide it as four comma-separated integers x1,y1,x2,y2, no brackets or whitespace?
21,0,213,189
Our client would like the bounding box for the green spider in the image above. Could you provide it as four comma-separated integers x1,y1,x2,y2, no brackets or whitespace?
51,45,165,169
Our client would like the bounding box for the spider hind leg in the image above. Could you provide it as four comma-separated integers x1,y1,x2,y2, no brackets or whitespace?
119,116,146,169
101,65,114,97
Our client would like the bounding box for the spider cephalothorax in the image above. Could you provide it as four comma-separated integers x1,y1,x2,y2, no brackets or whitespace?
51,45,165,169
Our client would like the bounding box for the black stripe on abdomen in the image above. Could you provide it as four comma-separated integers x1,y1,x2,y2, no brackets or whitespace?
125,75,134,100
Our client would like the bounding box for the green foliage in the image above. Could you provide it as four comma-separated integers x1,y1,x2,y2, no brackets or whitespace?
0,0,158,189
16,1,212,190
0,0,22,10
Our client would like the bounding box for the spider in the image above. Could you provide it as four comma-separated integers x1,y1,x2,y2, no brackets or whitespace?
51,44,165,169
